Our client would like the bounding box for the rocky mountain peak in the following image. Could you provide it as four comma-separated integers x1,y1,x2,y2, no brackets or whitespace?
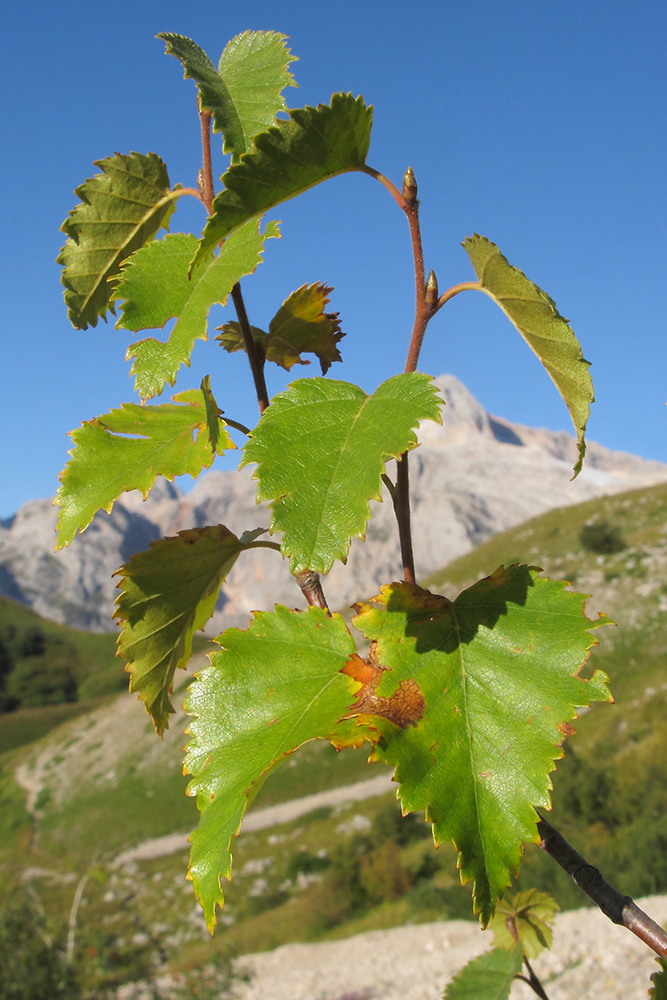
2,375,666,632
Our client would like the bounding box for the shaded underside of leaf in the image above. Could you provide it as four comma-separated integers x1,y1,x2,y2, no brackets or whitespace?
194,93,373,264
183,606,364,929
241,373,443,575
217,282,344,373
58,152,177,330
463,235,593,477
114,219,279,399
115,525,265,734
443,946,523,1000
158,30,297,161
352,567,613,924
55,382,233,548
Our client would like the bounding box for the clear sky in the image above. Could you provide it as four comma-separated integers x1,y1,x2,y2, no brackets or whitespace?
2,0,666,517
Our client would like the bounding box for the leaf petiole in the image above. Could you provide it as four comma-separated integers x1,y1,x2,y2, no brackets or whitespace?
222,417,252,436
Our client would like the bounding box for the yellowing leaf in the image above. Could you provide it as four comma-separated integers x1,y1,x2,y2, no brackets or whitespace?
184,606,366,929
58,152,178,330
241,373,443,575
158,31,297,161
114,219,280,399
56,378,233,548
463,235,593,477
115,525,267,734
352,567,613,924
217,282,344,373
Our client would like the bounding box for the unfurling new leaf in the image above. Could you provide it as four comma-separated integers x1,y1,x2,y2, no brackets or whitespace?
194,93,373,264
463,235,593,477
443,947,523,1000
115,525,267,734
490,889,559,959
58,152,178,330
114,219,280,399
184,606,366,929
158,30,297,161
242,373,443,575
217,282,344,373
352,567,613,924
55,378,234,548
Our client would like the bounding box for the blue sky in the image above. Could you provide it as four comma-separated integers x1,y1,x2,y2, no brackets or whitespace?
2,0,666,517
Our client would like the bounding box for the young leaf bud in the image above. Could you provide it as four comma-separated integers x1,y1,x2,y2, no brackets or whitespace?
425,270,439,308
402,166,418,205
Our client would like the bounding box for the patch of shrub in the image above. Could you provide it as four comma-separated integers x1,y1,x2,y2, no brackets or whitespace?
285,849,331,880
579,520,626,555
0,892,80,1000
371,802,431,846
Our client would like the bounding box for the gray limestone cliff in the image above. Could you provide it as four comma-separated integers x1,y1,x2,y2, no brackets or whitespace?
2,375,666,632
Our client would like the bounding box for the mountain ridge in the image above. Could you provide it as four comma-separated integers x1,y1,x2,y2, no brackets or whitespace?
2,374,666,632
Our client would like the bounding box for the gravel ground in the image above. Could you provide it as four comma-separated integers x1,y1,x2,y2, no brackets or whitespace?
234,895,667,1000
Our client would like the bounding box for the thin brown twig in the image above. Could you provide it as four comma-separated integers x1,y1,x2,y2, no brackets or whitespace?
294,571,332,616
199,107,215,215
395,456,416,584
197,105,270,415
538,814,667,958
230,284,270,413
403,199,432,375
519,958,551,1000
365,165,437,583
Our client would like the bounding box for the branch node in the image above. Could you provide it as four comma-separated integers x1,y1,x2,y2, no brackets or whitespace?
294,571,331,616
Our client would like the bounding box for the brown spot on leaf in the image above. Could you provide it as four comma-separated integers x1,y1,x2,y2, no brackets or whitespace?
558,720,576,737
341,642,425,728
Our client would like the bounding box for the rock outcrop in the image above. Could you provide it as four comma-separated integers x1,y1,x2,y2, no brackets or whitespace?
2,374,666,632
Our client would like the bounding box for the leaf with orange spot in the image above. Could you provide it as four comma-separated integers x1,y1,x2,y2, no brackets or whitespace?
352,566,613,925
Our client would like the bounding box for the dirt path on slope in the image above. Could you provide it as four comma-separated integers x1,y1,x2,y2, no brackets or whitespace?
111,771,395,867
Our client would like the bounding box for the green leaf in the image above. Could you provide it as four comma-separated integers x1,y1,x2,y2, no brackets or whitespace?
55,378,233,548
443,947,523,1000
217,282,344,374
490,889,559,959
158,31,297,161
241,373,443,575
216,323,269,358
115,525,266,734
650,958,667,999
183,606,362,929
114,219,280,400
463,235,593,477
58,152,178,330
193,93,373,265
351,566,613,924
